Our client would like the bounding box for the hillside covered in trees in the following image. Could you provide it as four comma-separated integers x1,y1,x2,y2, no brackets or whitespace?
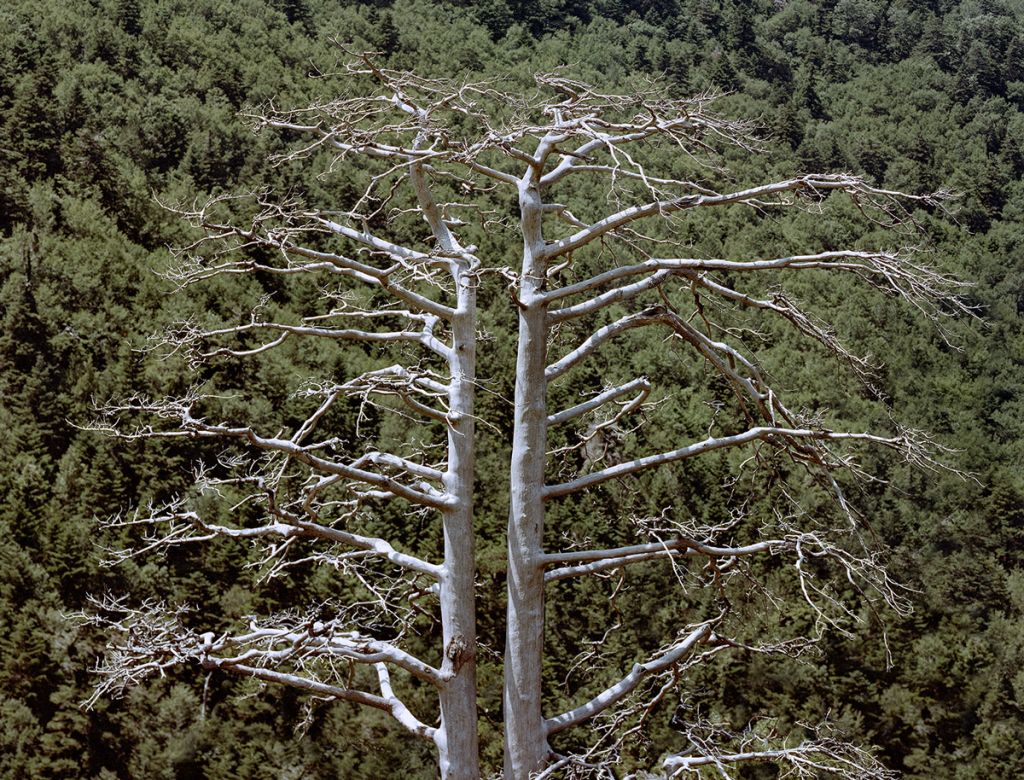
2,0,1023,777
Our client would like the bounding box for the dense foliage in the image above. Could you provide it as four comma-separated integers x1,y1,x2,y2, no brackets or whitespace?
1,0,1022,776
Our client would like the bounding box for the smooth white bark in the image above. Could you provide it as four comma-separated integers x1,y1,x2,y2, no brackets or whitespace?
434,266,481,780
504,173,553,779
547,377,651,427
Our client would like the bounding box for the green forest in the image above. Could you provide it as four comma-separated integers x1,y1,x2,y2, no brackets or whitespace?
2,0,1023,777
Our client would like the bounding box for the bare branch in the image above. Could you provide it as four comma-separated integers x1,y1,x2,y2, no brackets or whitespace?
194,319,450,361
544,621,716,735
321,364,451,424
101,495,441,579
211,626,444,687
547,377,651,428
542,175,945,260
375,663,439,740
232,663,436,740
541,250,968,311
546,308,661,381
548,271,675,323
165,196,457,321
78,599,445,730
662,720,897,780
542,539,777,583
91,393,452,510
545,425,934,499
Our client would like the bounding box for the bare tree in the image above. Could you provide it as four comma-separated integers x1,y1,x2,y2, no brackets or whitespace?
84,57,967,779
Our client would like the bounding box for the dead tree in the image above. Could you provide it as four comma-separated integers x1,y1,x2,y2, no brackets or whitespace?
85,57,967,779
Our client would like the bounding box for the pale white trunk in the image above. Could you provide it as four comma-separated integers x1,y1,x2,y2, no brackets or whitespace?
504,178,552,778
436,263,481,780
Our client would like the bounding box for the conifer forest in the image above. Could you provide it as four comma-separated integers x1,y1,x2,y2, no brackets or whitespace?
2,0,1024,777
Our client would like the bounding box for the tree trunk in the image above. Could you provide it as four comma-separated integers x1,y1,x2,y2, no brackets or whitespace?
504,178,551,779
437,262,481,780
